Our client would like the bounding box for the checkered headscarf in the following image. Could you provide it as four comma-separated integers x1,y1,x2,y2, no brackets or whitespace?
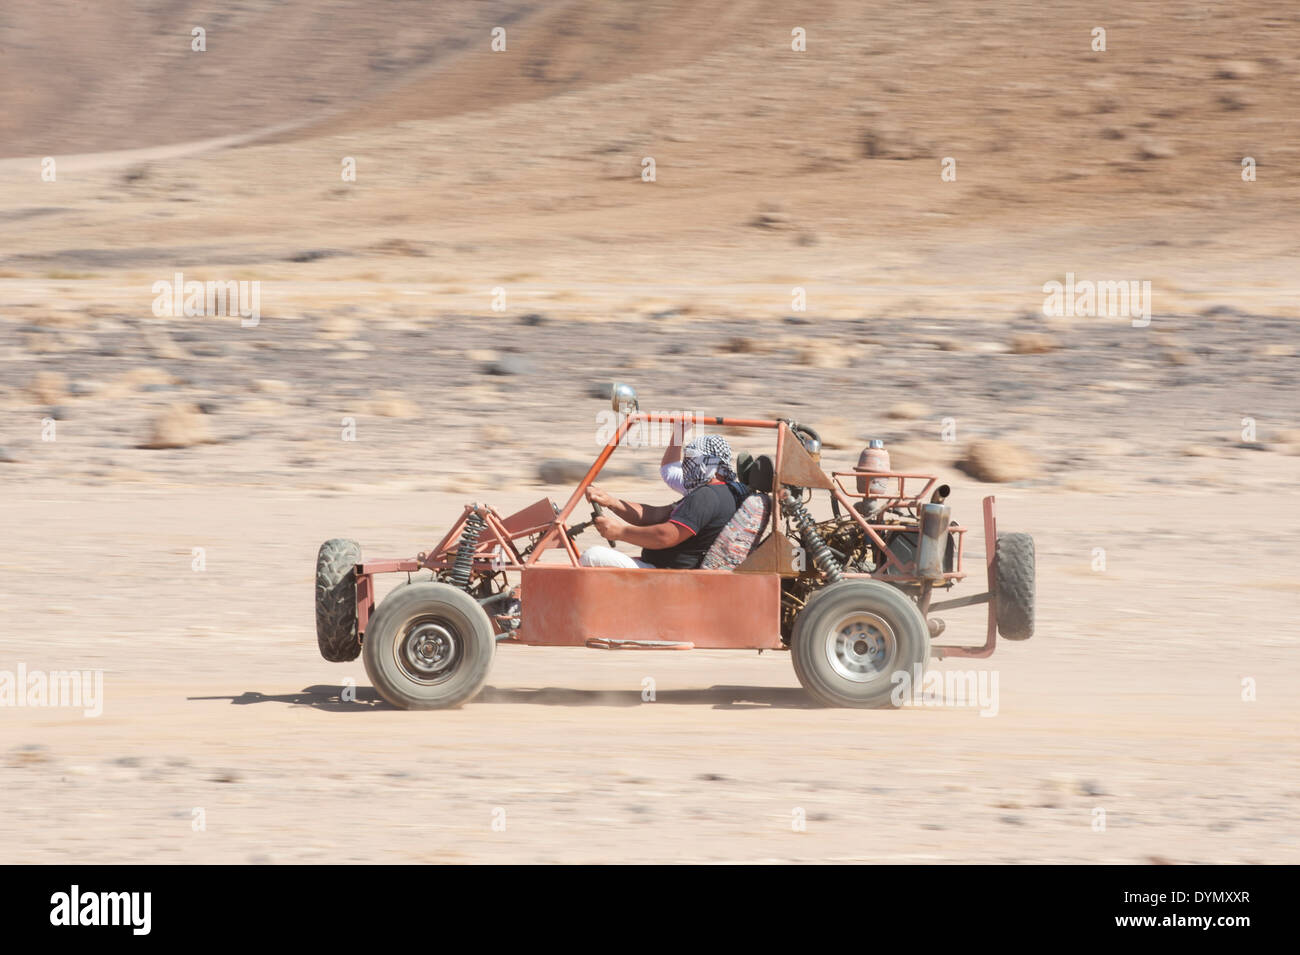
681,434,738,492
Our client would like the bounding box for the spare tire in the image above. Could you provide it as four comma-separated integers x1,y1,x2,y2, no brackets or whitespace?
994,533,1035,641
316,538,362,662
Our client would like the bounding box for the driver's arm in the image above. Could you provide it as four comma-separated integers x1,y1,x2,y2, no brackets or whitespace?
602,519,692,550
586,485,674,526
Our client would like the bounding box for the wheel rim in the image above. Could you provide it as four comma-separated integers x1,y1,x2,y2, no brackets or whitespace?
824,611,897,683
394,616,461,685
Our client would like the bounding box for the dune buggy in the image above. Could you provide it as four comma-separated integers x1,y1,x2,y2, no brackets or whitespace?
314,385,1035,709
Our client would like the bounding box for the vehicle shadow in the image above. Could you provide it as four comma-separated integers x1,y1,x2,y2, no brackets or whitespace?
478,685,819,709
188,686,393,711
190,685,819,711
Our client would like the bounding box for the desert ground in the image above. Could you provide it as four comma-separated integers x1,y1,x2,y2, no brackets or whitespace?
0,0,1297,863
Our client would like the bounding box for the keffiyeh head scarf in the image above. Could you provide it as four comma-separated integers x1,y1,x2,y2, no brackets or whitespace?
681,434,742,494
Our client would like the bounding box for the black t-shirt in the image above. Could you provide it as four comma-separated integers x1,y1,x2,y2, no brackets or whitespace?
640,483,741,569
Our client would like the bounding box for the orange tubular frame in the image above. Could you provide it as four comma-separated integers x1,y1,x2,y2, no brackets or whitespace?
352,412,1001,656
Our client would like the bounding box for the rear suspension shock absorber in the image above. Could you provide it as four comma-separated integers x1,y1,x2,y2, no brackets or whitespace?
781,490,843,583
449,509,487,591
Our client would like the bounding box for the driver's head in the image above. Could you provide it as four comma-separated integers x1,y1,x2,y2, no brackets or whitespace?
681,434,736,492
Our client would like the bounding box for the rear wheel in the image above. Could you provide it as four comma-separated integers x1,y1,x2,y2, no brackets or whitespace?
994,533,1035,641
791,580,930,708
362,582,495,709
316,539,361,662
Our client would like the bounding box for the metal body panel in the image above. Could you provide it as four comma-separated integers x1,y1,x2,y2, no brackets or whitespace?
516,565,782,650
734,530,800,575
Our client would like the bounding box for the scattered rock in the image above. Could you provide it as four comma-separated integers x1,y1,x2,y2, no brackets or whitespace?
1255,343,1294,358
1077,779,1107,797
367,391,419,418
1134,137,1176,160
142,326,188,360
957,439,1040,483
749,204,790,230
860,125,928,160
479,424,515,445
286,249,340,263
1200,304,1249,319
486,355,534,376
794,345,850,368
7,745,51,768
886,401,929,421
319,314,358,340
239,398,284,416
815,418,857,450
104,367,177,398
27,371,66,404
1274,429,1300,454
140,404,215,449
537,459,591,484
1215,60,1258,80
368,238,426,256
1009,332,1057,355
0,447,17,464
518,312,547,326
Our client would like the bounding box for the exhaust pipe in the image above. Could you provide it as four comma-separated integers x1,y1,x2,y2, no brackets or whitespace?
916,501,952,581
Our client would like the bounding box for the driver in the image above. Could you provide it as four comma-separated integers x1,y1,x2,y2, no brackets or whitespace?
579,435,747,569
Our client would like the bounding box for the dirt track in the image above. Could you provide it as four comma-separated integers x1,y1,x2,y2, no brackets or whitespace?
2,475,1296,864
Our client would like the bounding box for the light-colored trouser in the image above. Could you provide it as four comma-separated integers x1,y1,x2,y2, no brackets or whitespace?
579,546,655,569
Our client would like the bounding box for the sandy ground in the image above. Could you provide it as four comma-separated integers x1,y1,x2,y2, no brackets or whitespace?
1,0,1298,863
1,469,1297,864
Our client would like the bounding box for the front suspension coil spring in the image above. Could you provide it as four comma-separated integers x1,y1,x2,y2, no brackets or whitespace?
782,491,843,583
449,510,487,591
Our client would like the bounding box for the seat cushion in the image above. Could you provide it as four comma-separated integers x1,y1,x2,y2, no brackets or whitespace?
700,493,772,570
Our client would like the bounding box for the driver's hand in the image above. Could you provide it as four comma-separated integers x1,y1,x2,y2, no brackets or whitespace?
592,514,621,540
585,485,616,508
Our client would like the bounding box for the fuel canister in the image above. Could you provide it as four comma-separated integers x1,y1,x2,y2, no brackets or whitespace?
856,439,891,496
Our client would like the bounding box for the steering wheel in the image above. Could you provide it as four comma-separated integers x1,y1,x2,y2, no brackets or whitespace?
590,501,614,546
564,500,615,546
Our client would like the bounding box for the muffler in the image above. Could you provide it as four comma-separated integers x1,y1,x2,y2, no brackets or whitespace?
915,501,952,581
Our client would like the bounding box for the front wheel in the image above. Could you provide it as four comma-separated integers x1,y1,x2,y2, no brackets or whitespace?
791,580,930,708
362,582,495,709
